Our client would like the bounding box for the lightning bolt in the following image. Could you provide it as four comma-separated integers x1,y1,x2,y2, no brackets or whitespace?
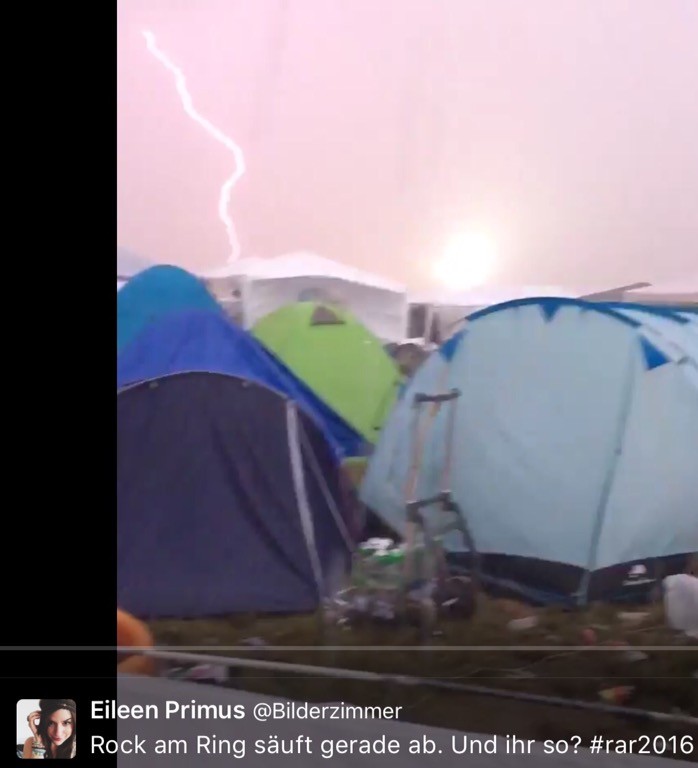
143,30,245,264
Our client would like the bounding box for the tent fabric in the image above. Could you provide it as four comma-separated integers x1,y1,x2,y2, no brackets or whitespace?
624,276,698,306
117,264,222,353
389,342,429,378
118,373,352,618
360,296,698,605
602,302,698,371
201,252,409,343
406,286,606,345
117,309,367,461
252,302,403,445
117,245,153,278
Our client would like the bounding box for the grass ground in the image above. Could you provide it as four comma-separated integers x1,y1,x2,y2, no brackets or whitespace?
145,594,697,750
145,462,697,747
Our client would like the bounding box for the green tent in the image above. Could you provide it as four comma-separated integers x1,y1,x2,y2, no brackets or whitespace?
253,302,403,444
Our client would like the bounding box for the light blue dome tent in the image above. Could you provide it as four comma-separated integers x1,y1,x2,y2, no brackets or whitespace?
359,297,698,606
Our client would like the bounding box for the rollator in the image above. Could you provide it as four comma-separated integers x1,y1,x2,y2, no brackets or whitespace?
324,385,480,640
400,386,481,629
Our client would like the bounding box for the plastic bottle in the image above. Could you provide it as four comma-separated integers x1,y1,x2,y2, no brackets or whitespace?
663,574,698,637
374,548,405,589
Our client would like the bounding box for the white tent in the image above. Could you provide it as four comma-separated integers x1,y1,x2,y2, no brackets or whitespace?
201,252,408,342
624,277,698,307
407,285,589,343
117,245,152,278
117,245,153,291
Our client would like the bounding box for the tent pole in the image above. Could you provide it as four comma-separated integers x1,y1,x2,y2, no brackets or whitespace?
577,348,638,607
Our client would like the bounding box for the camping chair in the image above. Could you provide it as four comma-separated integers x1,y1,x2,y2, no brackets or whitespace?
401,387,481,620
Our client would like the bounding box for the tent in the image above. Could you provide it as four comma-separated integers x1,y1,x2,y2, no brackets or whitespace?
406,284,654,345
387,341,430,378
624,277,698,308
117,245,154,291
406,285,601,345
253,302,403,445
117,245,153,278
117,310,360,618
360,297,698,606
117,264,222,353
118,309,366,461
200,252,408,343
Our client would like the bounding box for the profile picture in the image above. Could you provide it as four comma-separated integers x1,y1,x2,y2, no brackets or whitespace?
16,699,76,759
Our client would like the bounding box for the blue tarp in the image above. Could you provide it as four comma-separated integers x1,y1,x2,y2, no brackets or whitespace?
117,309,367,461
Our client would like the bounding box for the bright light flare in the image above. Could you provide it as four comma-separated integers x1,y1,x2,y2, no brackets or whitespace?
433,231,498,290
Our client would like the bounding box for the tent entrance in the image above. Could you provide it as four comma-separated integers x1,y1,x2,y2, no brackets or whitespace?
310,305,346,326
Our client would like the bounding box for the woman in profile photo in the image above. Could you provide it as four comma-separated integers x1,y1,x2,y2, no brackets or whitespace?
22,699,76,759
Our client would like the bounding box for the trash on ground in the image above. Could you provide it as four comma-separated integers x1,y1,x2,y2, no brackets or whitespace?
503,668,537,679
663,574,698,636
167,664,228,684
507,616,538,631
240,636,267,647
621,650,649,662
617,611,649,625
599,685,634,704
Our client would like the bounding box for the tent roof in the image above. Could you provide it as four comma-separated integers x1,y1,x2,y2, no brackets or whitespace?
117,309,366,460
624,276,698,303
443,296,698,372
253,302,403,443
201,252,406,293
409,285,595,307
117,245,153,278
117,264,222,353
603,302,698,358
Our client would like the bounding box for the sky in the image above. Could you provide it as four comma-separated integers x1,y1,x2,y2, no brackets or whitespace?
117,0,698,293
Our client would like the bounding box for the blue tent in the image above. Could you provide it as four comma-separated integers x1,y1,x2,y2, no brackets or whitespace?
360,297,698,606
117,264,222,353
118,310,366,460
117,310,362,618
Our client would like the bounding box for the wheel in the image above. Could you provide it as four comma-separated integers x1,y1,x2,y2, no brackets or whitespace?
436,576,477,621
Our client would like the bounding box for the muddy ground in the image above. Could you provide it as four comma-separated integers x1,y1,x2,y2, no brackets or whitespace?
144,595,697,755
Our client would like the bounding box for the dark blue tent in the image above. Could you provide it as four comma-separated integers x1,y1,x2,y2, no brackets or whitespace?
118,310,367,460
117,310,361,618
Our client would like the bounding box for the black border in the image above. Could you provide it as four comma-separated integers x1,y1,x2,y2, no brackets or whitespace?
4,4,117,764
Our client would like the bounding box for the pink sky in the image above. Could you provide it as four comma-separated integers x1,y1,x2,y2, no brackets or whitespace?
117,0,698,292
